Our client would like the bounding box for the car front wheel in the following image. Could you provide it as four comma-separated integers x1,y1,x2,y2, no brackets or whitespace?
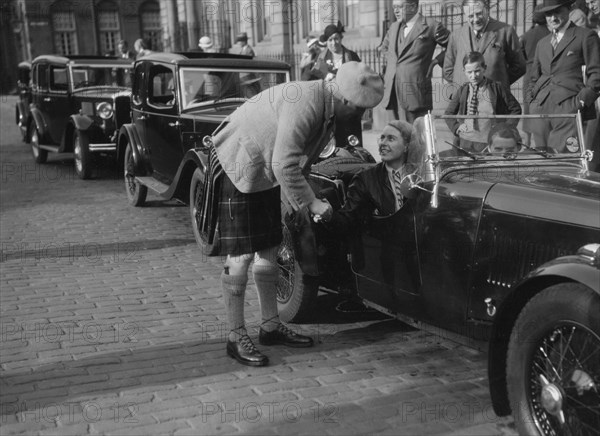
507,283,600,436
190,167,207,250
276,223,319,322
29,124,47,164
73,130,92,179
124,142,147,207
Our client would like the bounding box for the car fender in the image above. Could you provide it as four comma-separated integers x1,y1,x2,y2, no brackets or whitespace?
70,114,94,132
171,149,208,202
487,250,600,417
28,107,47,140
118,123,147,176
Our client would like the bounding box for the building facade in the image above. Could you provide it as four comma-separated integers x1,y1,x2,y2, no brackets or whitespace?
2,0,541,92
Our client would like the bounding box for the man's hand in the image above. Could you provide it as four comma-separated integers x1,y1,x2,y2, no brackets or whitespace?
309,198,333,223
456,123,469,134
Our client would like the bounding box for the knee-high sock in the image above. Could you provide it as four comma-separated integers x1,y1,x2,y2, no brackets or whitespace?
221,272,247,341
252,263,280,332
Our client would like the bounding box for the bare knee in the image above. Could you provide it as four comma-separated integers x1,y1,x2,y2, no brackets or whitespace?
254,246,279,268
224,253,253,276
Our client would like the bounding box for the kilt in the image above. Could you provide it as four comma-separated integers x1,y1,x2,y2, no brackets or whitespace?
215,172,282,256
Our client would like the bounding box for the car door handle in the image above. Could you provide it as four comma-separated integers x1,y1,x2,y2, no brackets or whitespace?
168,121,181,127
43,97,52,102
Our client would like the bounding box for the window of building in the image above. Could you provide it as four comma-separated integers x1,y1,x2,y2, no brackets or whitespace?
443,3,463,32
345,0,360,29
259,0,272,40
52,11,78,55
98,2,121,56
140,1,162,51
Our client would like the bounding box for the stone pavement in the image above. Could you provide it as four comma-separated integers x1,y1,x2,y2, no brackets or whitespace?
0,95,517,435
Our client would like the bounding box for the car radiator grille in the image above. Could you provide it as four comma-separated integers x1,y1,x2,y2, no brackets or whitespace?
486,234,575,288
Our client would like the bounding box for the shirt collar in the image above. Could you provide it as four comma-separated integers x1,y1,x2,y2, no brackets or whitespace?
553,20,570,37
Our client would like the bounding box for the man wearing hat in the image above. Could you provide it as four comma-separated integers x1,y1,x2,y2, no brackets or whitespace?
204,62,384,367
198,36,216,53
300,36,324,80
443,0,526,90
379,0,451,123
233,32,255,57
527,0,600,152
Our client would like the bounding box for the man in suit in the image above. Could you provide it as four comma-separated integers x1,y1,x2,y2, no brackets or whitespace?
527,0,600,153
443,0,526,91
379,0,450,123
117,40,134,59
207,62,384,366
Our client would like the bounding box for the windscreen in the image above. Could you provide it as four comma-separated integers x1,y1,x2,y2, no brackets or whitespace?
179,68,288,110
71,65,132,90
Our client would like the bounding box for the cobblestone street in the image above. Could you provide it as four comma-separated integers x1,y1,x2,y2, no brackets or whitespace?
0,95,517,435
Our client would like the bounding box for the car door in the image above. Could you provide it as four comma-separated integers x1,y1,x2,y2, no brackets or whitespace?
31,62,50,141
44,63,72,145
353,205,421,314
144,62,183,184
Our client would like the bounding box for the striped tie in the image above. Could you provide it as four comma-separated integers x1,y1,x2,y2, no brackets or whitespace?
551,30,558,51
468,84,479,130
393,170,404,210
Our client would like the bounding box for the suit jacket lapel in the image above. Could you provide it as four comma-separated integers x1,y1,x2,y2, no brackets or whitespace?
462,25,474,53
390,22,401,56
398,14,428,58
377,164,396,215
477,19,497,54
552,24,576,61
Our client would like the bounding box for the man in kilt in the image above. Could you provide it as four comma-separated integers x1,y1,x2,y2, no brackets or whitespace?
207,62,384,366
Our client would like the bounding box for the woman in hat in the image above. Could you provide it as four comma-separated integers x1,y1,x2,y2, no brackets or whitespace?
198,36,216,53
310,21,361,81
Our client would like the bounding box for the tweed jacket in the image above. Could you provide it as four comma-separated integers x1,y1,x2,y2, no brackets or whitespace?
212,80,335,211
528,22,600,121
309,46,361,80
443,18,526,89
380,14,450,112
444,77,522,134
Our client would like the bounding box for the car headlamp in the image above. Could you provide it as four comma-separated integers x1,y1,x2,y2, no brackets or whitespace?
96,102,113,120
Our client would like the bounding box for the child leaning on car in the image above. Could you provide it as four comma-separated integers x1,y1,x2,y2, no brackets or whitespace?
444,51,522,153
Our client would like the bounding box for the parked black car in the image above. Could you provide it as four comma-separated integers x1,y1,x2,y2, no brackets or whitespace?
25,55,133,179
118,52,290,212
15,61,31,141
276,113,599,436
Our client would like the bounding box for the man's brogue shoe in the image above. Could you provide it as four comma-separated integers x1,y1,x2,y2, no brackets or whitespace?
226,335,269,366
259,324,314,348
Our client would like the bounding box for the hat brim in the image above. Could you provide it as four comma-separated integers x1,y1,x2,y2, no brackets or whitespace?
538,0,574,13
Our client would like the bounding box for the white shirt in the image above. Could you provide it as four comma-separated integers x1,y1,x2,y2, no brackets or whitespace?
552,20,571,44
403,14,419,38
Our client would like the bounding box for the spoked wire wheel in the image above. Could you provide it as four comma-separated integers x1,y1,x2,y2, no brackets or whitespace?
508,284,600,436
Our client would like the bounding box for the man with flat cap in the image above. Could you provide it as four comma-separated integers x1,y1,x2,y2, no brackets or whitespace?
201,62,384,367
233,32,255,57
527,0,600,152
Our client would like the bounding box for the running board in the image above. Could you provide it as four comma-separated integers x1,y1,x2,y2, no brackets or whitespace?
38,145,60,152
135,176,170,196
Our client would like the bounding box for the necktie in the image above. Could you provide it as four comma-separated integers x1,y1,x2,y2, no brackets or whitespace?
393,170,404,210
468,84,479,130
551,30,558,51
474,30,481,40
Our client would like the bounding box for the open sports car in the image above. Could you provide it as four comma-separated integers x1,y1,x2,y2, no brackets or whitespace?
277,112,599,436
